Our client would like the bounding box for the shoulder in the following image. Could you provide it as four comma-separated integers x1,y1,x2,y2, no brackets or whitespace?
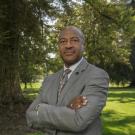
43,69,63,82
83,63,109,87
86,62,109,79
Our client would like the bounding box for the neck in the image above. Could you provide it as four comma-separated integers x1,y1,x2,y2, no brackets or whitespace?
64,57,83,68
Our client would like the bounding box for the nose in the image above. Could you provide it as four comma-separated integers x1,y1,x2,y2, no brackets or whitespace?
65,40,73,48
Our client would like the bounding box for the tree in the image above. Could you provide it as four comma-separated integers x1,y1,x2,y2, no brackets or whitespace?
130,38,135,87
55,0,135,84
0,0,22,105
129,0,135,87
0,0,68,105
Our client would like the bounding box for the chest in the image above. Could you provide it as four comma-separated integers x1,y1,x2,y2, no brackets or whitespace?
40,72,88,106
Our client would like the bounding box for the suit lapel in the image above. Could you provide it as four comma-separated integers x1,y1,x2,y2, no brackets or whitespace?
57,59,89,104
48,69,63,105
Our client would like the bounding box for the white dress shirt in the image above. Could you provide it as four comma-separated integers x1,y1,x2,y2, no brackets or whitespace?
64,57,83,79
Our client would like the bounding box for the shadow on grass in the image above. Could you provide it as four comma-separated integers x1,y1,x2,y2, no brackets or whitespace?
23,88,39,101
108,88,135,103
102,110,135,135
23,88,39,94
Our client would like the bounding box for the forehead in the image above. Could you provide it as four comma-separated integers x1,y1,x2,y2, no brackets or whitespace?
59,28,80,39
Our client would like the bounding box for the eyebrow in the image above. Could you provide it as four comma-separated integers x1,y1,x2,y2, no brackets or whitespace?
59,36,79,40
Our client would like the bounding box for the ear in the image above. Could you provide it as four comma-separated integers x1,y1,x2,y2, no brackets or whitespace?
81,44,85,52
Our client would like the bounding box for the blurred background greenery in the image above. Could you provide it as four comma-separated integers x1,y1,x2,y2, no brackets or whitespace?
0,0,135,135
1,0,135,104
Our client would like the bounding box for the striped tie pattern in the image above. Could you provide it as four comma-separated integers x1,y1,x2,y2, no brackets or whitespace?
58,69,71,96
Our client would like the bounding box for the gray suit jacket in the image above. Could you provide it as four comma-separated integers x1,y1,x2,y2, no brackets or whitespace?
26,59,109,135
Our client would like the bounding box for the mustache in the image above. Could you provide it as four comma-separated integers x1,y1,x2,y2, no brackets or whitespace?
64,48,75,52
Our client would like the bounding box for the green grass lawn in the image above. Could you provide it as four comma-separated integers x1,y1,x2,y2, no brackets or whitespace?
24,85,135,135
102,88,135,135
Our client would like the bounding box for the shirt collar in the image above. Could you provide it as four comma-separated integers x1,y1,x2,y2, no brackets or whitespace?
64,57,83,72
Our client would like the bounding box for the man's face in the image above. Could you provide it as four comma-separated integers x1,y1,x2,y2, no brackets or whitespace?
58,28,84,67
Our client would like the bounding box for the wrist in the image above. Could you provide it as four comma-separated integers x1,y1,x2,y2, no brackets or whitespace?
34,104,41,122
34,104,40,112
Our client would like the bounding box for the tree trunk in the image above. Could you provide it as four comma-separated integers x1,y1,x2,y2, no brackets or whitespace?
0,49,23,104
0,0,23,105
129,1,135,87
24,82,27,89
130,36,135,87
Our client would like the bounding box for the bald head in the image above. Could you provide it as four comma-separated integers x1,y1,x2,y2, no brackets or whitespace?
59,26,85,45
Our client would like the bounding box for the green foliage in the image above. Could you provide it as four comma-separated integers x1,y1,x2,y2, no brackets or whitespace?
55,1,135,84
129,2,135,86
130,38,135,86
18,0,69,83
0,0,70,104
18,1,56,83
1,0,135,104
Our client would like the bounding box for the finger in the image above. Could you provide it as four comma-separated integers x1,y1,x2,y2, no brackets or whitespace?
82,99,88,105
80,96,86,102
82,96,87,100
76,104,81,109
70,103,73,108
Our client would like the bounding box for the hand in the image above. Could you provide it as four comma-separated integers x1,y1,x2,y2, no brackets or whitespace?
67,96,88,110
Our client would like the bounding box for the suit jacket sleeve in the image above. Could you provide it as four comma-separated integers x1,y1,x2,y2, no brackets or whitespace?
26,69,109,132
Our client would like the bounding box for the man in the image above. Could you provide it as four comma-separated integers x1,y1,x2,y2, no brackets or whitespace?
26,26,109,135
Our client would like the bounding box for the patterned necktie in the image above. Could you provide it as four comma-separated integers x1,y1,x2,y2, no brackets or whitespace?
58,68,71,96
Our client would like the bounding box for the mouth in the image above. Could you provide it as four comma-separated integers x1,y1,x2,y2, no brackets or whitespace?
64,51,74,56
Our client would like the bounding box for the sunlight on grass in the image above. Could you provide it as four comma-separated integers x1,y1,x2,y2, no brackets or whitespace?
21,82,42,90
102,88,135,135
109,83,130,88
22,82,41,100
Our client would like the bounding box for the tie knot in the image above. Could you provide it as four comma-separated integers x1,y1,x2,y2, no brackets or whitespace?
64,68,71,75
